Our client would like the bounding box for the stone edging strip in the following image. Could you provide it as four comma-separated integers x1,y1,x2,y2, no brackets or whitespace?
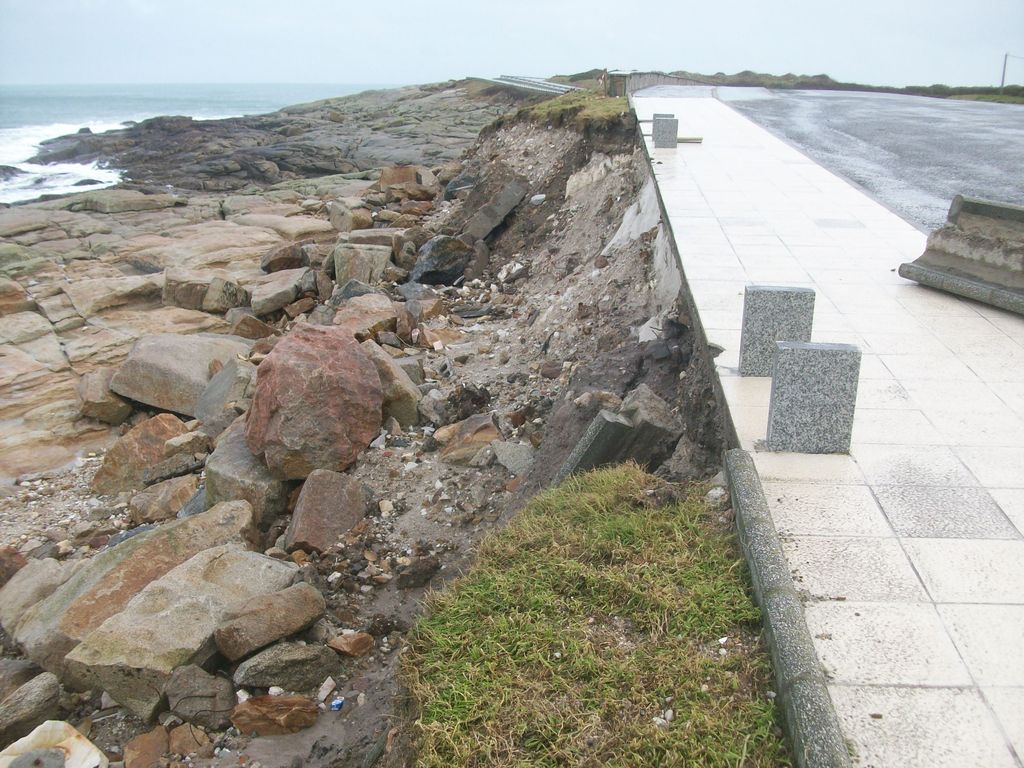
724,448,851,768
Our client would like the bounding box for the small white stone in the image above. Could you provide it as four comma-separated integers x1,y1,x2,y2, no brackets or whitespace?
268,686,285,696
317,677,336,702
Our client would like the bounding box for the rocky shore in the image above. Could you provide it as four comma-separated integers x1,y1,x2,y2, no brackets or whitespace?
29,82,519,192
0,84,722,767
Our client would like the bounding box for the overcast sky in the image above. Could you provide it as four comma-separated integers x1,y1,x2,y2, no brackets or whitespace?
1,0,1022,87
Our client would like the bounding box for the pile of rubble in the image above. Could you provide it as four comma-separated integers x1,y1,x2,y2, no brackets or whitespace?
0,105,717,766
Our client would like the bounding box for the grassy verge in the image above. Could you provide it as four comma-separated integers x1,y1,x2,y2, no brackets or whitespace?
517,91,631,129
401,464,790,767
950,93,1024,104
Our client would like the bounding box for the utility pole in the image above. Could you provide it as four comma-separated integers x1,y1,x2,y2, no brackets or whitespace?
1001,53,1009,94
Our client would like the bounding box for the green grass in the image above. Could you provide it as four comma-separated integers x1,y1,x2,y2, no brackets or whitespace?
950,93,1024,104
401,464,790,767
517,91,632,129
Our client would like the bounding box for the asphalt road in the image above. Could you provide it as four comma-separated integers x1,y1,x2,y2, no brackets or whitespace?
719,88,1024,232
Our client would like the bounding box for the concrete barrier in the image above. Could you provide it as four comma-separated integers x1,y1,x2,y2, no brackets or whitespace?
899,195,1024,316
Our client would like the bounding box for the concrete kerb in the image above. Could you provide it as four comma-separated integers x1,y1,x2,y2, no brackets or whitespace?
725,449,852,768
631,112,852,767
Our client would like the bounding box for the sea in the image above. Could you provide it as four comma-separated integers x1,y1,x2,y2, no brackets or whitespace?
0,83,391,204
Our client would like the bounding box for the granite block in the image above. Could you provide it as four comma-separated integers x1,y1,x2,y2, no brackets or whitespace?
739,285,816,376
767,341,861,454
553,409,633,484
652,117,679,149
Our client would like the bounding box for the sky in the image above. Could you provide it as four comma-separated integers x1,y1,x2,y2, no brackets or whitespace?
1,0,1022,87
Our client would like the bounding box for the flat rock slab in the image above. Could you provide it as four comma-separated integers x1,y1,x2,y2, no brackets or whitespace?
66,189,185,214
62,274,163,318
65,545,297,720
110,333,252,417
13,501,256,673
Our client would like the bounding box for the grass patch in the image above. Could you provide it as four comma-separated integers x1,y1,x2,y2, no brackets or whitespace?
950,93,1024,105
402,464,789,767
516,91,631,129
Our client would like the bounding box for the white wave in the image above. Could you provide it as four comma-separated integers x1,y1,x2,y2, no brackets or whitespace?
0,161,122,204
0,112,246,205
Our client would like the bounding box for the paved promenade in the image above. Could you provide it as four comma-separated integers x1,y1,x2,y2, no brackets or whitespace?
634,88,1024,766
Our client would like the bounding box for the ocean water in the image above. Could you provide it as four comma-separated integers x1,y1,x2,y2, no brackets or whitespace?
0,83,390,204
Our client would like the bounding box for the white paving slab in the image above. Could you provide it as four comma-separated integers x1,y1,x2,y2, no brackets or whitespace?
635,89,1024,766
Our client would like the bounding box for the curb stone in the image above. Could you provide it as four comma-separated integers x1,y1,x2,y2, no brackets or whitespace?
725,448,852,768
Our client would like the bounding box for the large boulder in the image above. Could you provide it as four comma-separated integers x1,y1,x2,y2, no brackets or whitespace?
213,582,325,661
165,664,235,730
260,242,308,273
109,333,251,417
202,276,249,314
195,358,256,437
128,475,199,525
410,236,473,285
64,546,298,720
12,501,256,673
0,559,79,636
331,294,399,340
204,418,289,529
0,672,61,745
464,180,529,240
91,413,189,495
249,268,310,316
347,228,406,259
332,243,391,285
77,368,132,425
360,341,420,427
232,642,338,692
283,469,369,554
245,325,382,479
162,269,212,311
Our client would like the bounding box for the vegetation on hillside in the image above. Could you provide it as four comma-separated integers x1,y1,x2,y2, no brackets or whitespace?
547,67,1024,103
511,91,633,130
401,464,790,767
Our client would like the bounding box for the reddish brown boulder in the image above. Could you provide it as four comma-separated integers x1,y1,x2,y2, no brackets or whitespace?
245,325,382,479
92,413,189,494
284,469,369,553
231,695,318,736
